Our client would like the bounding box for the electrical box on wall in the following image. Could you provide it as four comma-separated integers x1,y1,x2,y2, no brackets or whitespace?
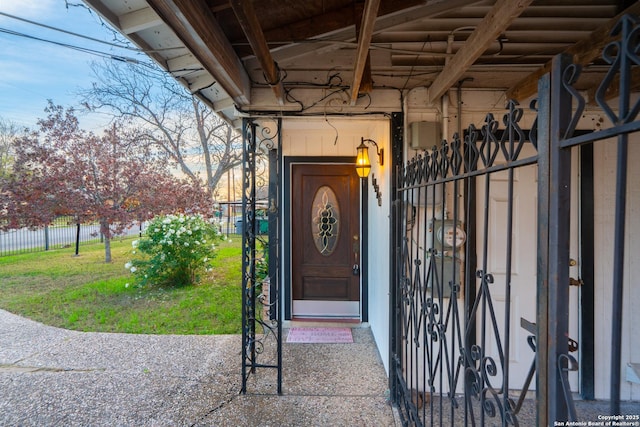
427,219,466,299
410,121,441,150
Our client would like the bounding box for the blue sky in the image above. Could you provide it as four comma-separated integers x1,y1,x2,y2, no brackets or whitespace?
0,0,143,131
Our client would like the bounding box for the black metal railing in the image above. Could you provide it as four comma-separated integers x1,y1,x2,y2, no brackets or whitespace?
0,217,143,257
391,13,640,426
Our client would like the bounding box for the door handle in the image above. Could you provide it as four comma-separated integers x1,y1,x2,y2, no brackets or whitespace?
352,234,360,275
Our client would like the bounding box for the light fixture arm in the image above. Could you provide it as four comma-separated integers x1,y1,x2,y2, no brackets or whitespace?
361,137,384,166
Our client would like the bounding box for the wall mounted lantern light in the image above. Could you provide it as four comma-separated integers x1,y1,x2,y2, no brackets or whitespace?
355,137,383,178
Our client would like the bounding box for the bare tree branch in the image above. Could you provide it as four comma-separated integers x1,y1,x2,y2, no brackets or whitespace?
79,60,242,198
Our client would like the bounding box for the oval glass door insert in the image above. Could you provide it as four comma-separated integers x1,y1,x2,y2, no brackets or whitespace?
312,186,340,256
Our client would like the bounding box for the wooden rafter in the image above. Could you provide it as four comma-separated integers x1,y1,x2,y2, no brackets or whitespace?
506,1,640,101
229,0,285,106
258,0,422,45
351,0,380,105
354,2,373,96
428,0,534,104
119,7,162,34
245,0,479,73
147,0,251,105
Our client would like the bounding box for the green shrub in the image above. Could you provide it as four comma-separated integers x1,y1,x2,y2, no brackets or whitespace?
127,214,223,287
256,241,269,283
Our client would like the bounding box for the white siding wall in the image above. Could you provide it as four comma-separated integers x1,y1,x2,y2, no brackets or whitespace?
593,136,640,401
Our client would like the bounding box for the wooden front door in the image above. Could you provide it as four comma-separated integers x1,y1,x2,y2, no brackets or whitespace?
291,163,360,318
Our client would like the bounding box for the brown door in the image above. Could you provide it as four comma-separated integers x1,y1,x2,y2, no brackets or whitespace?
291,163,360,308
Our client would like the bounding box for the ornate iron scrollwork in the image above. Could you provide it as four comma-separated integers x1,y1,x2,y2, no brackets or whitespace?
393,99,537,426
241,118,282,395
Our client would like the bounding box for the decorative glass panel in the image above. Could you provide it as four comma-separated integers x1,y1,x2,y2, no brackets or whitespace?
312,186,340,256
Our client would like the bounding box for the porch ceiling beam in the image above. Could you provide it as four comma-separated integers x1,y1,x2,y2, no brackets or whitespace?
506,1,640,102
213,97,235,113
229,0,285,106
119,6,162,34
428,0,534,104
260,0,421,45
166,53,202,77
186,73,216,92
251,0,477,69
84,0,192,77
351,0,380,106
146,0,251,105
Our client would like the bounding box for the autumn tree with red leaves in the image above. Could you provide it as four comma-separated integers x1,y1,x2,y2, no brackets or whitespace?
0,102,212,262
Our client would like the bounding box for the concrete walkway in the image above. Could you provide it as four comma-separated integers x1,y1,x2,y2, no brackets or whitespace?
0,310,395,426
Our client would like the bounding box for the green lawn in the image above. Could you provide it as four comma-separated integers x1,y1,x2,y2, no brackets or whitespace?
0,236,245,334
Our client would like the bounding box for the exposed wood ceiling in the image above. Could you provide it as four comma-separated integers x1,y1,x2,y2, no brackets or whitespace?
83,0,636,128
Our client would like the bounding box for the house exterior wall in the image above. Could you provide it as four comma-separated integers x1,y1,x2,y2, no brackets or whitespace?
276,89,639,399
280,117,392,371
593,135,640,401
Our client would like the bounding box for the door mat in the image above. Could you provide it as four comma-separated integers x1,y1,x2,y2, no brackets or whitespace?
286,327,353,343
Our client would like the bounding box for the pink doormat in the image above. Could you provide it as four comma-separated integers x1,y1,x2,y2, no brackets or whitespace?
286,327,353,343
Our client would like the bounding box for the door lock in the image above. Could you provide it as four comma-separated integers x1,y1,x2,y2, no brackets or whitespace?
569,277,583,287
353,264,360,276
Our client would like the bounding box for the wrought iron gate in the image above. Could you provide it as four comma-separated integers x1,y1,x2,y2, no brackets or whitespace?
392,100,540,426
241,118,282,394
391,13,640,426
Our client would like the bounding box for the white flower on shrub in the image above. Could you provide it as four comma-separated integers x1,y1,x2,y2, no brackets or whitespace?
128,213,222,287
125,262,132,270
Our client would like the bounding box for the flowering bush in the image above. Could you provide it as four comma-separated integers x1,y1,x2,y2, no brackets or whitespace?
126,214,223,287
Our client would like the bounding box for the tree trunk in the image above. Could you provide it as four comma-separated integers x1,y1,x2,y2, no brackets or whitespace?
101,218,112,263
104,235,112,263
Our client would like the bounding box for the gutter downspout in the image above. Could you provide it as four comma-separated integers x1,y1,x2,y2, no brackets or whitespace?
442,33,455,142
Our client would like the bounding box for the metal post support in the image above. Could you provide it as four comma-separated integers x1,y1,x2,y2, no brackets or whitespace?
241,118,257,393
75,223,80,256
389,111,403,406
579,144,596,401
537,53,574,425
267,140,283,395
608,16,635,416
